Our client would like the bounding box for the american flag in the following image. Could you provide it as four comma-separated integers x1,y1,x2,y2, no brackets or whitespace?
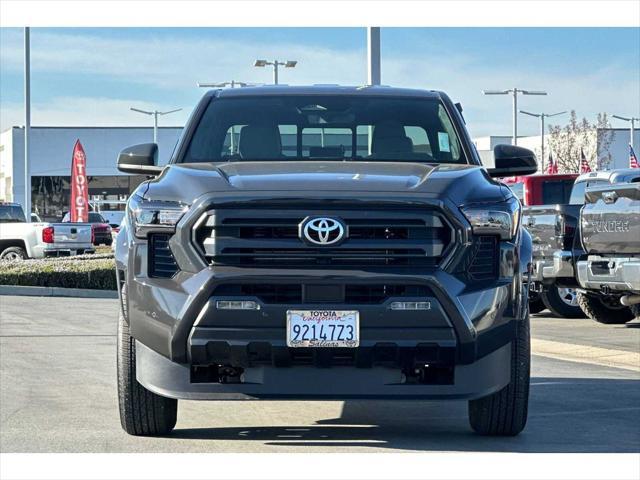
580,149,592,173
630,144,639,169
546,151,558,174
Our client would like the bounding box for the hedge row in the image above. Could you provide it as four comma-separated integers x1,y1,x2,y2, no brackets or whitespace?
0,254,117,290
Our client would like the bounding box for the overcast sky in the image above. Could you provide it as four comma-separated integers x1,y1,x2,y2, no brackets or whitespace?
1,27,638,137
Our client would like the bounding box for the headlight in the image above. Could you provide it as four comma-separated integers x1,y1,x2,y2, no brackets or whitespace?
461,196,520,240
128,193,188,238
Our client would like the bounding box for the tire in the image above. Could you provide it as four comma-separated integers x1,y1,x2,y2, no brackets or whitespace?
0,246,27,261
117,292,177,436
577,292,635,325
468,309,530,436
631,304,640,320
541,286,585,318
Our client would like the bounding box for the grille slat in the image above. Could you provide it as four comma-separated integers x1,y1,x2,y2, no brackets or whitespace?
197,208,452,269
149,233,179,278
468,236,498,281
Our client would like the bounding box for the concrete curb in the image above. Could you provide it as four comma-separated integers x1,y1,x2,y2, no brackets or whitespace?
532,338,640,373
0,285,118,299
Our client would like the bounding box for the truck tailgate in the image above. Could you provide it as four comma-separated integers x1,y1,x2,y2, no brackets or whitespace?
581,183,640,255
51,223,93,246
522,204,580,258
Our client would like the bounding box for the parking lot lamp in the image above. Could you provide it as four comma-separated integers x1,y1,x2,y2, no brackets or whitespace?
129,107,182,144
482,88,548,145
254,59,297,85
612,114,640,150
520,110,566,171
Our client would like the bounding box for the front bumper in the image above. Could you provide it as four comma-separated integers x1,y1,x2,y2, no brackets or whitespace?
119,195,526,401
577,256,640,293
136,340,511,400
530,250,574,283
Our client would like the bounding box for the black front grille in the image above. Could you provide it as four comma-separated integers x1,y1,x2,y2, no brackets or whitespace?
196,208,452,268
149,234,179,278
213,283,432,304
468,236,498,281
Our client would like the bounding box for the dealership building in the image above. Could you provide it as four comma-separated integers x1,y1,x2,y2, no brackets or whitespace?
0,126,182,221
1,125,638,221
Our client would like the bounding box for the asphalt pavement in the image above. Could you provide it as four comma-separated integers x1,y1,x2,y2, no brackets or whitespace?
1,295,638,453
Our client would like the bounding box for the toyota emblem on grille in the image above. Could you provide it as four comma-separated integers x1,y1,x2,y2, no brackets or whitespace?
300,217,347,246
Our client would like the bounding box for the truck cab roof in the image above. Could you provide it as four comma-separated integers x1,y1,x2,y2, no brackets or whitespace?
209,84,444,99
575,168,640,185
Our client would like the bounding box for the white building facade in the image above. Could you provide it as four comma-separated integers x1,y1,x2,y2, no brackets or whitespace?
0,126,182,221
474,128,639,172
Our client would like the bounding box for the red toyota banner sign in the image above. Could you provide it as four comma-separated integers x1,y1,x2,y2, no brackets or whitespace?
70,139,89,222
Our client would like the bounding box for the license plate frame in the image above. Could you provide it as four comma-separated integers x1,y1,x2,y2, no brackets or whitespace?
286,310,359,348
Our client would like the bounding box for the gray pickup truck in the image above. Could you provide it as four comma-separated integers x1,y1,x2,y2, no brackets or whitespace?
577,172,640,323
523,169,640,319
115,85,538,437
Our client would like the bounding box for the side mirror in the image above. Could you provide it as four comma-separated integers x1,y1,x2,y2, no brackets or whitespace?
117,143,163,175
487,144,538,178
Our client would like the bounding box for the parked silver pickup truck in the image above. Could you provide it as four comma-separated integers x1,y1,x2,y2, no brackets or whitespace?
577,175,640,323
0,202,94,260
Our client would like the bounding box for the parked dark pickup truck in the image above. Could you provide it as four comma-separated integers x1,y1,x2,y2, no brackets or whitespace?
114,85,538,437
505,174,580,316
577,173,640,323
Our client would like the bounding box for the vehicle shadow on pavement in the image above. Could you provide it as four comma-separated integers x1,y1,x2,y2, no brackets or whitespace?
170,377,640,452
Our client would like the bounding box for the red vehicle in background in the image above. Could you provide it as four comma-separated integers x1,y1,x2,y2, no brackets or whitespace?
503,173,579,206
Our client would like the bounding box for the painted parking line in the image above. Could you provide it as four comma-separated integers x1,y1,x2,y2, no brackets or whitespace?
532,338,640,373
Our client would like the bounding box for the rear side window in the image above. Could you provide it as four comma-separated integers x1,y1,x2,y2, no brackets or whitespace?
541,180,574,204
0,205,26,223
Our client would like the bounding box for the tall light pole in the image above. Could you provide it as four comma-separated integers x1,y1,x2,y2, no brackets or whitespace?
367,27,381,86
520,110,566,171
24,27,31,217
254,59,297,85
482,88,548,145
129,107,182,144
197,81,251,154
612,114,640,150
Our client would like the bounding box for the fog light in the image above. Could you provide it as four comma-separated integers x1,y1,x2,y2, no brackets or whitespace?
216,300,260,310
389,301,431,310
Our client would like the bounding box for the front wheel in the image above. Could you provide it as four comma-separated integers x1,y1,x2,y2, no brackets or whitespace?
117,299,177,436
468,311,530,436
577,292,635,325
541,286,585,318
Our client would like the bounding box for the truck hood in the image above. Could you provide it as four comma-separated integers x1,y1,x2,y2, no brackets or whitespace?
142,161,508,205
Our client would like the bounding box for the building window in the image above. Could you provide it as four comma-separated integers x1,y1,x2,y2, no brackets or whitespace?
31,175,146,222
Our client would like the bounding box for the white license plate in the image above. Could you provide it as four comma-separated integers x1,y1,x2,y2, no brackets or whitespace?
286,310,359,348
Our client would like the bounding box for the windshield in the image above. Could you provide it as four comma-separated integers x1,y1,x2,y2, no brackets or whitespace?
183,95,467,164
0,205,26,223
62,212,106,223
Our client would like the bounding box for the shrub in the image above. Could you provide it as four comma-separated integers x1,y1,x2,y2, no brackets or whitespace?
0,254,117,290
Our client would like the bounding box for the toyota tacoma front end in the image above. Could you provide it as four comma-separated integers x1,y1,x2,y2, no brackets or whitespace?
115,86,536,437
